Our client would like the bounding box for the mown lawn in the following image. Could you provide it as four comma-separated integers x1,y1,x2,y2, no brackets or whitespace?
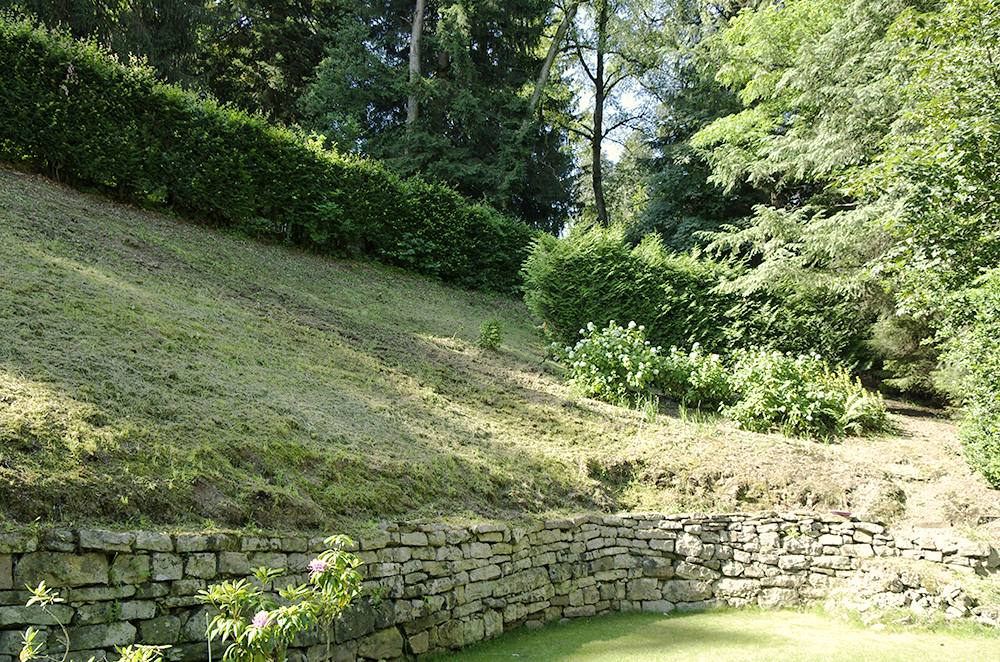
424,610,1000,662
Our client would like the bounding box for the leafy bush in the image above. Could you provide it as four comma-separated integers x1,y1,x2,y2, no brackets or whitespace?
723,349,889,438
198,536,361,662
0,15,532,293
478,318,504,351
943,270,1000,488
559,321,663,403
659,344,734,408
558,322,887,438
558,321,733,408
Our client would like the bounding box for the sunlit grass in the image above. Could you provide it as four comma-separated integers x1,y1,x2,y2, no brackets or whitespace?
0,165,963,535
425,610,1000,662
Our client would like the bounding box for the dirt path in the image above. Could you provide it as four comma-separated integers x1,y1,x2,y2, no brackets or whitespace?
849,402,1000,545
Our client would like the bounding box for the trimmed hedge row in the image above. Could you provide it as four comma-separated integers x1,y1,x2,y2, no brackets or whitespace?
522,224,879,366
521,225,734,353
0,16,533,292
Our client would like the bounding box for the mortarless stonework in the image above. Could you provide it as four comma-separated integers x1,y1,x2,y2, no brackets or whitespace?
0,511,997,662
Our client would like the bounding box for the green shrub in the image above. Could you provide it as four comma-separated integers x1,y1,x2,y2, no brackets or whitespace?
557,321,733,408
723,349,889,438
559,321,663,403
477,318,504,351
659,344,734,408
522,225,733,352
943,270,1000,487
0,14,532,293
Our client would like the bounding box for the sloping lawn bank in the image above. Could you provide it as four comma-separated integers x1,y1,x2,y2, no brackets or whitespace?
425,610,999,662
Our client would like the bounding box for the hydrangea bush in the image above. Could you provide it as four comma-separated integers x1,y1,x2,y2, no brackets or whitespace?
557,321,732,408
557,321,888,438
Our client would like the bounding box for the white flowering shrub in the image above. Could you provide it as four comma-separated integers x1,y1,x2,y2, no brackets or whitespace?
557,321,733,408
723,348,889,437
558,320,661,402
659,344,734,408
557,323,888,439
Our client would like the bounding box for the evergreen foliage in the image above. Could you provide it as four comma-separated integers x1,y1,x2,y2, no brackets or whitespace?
521,224,732,352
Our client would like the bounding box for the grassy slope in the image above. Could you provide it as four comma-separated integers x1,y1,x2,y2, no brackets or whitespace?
0,164,984,536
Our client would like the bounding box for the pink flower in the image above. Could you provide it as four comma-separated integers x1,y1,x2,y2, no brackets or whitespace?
250,611,271,629
308,558,329,577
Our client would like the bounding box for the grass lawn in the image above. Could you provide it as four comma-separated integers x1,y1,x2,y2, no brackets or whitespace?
425,610,1000,662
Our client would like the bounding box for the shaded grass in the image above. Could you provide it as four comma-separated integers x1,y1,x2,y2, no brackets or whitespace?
425,610,1000,662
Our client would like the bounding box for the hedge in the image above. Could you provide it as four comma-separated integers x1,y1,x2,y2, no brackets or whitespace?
0,15,533,293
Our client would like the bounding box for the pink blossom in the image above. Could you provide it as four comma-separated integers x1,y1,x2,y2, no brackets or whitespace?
308,558,329,577
250,611,271,629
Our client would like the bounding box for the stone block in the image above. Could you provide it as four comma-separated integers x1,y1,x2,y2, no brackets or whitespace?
0,604,74,627
139,615,181,645
111,554,152,585
14,552,108,588
0,557,10,591
66,622,136,651
133,532,173,552
641,600,675,614
184,554,217,580
674,562,720,581
218,552,251,576
152,554,183,582
79,530,135,553
407,631,429,655
758,588,798,609
41,531,76,552
660,580,712,603
0,534,37,554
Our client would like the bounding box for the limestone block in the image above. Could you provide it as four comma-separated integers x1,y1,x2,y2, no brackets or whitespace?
139,615,181,645
675,562,720,581
66,622,136,651
0,557,10,591
674,534,702,558
777,555,809,572
134,532,173,553
469,565,501,583
41,531,75,552
111,554,152,585
336,602,376,644
715,578,760,599
842,544,875,558
15,552,108,588
0,604,74,627
660,580,712,603
407,630,429,655
218,552,251,576
176,535,211,553
757,587,798,609
0,534,37,554
79,530,134,553
151,553,183,582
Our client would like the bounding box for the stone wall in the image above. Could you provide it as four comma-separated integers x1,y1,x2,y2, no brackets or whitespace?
1,512,997,662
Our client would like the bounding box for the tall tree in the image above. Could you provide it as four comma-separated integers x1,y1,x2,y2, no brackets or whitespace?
299,0,576,232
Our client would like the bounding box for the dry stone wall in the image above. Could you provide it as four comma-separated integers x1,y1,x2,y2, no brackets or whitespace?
1,512,997,662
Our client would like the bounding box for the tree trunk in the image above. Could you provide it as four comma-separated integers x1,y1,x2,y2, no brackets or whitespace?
407,0,427,129
592,1,609,226
519,0,580,135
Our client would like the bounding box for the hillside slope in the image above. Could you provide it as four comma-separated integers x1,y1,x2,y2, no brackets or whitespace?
2,165,998,541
